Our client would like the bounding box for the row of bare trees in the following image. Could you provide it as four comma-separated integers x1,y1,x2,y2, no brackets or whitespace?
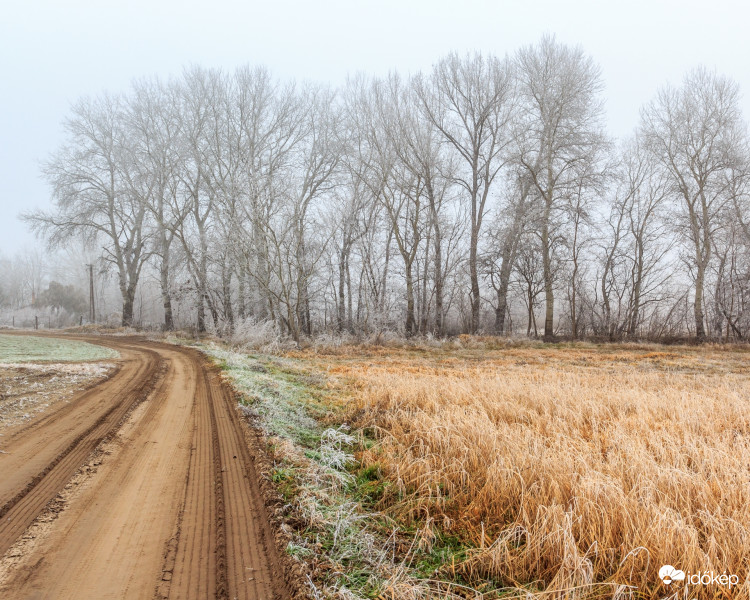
25,36,750,341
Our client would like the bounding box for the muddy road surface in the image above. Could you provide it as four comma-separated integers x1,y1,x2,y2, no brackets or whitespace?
0,335,293,599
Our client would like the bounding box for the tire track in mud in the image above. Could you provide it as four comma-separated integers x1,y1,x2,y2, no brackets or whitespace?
158,351,228,600
0,335,294,600
206,367,229,600
205,361,288,599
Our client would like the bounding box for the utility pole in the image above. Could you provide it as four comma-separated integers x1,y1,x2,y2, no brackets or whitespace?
87,264,96,323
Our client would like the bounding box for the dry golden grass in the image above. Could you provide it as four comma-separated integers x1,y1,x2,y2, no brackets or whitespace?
296,342,750,599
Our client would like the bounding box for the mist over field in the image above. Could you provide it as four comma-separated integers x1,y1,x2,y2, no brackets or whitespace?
3,2,750,343
3,41,750,343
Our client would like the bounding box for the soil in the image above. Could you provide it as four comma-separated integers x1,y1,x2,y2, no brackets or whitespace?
0,362,114,431
0,334,296,599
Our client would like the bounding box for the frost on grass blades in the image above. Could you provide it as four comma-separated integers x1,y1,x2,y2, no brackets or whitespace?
324,342,750,600
181,338,750,599
0,335,117,431
0,361,115,430
0,334,118,363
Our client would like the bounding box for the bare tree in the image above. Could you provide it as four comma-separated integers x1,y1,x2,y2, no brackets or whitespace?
365,76,427,336
640,67,747,340
262,84,342,340
566,168,598,339
514,35,609,340
513,234,545,336
171,66,225,332
621,136,672,337
381,74,458,336
484,171,531,334
128,78,187,330
27,95,150,326
416,53,515,333
291,85,342,335
233,67,304,327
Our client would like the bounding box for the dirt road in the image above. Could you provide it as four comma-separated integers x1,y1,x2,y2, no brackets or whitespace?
0,336,293,599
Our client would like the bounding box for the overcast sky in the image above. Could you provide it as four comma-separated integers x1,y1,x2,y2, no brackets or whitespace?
1,0,749,256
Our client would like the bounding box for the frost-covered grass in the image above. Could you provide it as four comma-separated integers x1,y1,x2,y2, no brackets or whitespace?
0,361,115,431
168,335,750,599
201,343,326,445
193,341,428,599
197,340,560,600
293,341,750,600
0,334,118,363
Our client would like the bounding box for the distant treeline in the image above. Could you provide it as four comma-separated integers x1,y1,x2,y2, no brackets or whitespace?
23,36,750,341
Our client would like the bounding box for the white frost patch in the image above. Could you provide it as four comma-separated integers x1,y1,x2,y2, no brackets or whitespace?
1,362,115,376
0,362,117,432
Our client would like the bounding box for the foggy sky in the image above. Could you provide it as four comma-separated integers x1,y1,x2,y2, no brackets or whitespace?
1,0,749,255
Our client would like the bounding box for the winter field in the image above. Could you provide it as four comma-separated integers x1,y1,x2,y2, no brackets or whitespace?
206,338,750,599
0,333,117,430
0,333,118,363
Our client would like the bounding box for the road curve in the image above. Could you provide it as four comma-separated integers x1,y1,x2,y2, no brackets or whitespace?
0,335,292,600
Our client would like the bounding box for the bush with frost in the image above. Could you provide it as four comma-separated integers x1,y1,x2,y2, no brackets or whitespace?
230,317,281,350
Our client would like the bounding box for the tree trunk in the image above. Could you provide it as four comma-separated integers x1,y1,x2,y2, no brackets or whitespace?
405,261,415,336
419,227,430,335
160,260,174,331
627,242,644,338
346,257,353,332
122,285,136,327
428,185,444,337
222,263,234,334
694,263,706,340
527,286,534,336
494,250,514,335
380,227,393,316
434,242,444,337
237,263,247,321
338,248,347,332
253,219,270,320
541,200,554,340
469,223,480,333
570,271,578,340
157,198,174,331
197,294,205,334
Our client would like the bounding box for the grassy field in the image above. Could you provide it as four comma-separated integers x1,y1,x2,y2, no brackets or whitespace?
201,338,750,599
0,333,118,363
